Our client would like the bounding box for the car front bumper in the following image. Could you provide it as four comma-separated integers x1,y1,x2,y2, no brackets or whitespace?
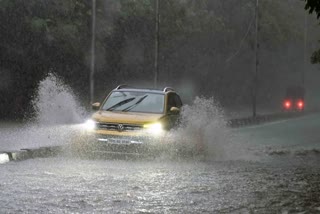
72,130,169,157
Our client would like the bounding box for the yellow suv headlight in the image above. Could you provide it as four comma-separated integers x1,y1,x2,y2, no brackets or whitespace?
144,123,163,135
83,119,96,131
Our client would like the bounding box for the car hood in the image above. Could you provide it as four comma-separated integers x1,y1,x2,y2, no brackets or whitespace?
92,110,165,125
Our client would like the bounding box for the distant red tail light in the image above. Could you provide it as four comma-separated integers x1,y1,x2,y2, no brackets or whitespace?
283,100,291,109
297,100,304,109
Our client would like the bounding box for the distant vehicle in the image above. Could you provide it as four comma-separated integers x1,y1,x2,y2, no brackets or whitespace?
282,86,305,111
74,85,183,156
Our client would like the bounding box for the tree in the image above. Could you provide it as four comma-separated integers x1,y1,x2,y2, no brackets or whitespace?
0,0,312,119
304,0,320,64
304,0,320,18
0,0,91,119
98,0,304,107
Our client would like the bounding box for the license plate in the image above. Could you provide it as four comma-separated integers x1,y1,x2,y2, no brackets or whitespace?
109,138,128,144
97,138,129,144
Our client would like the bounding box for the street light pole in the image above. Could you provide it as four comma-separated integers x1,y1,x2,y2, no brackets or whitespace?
154,0,159,88
252,0,259,117
90,0,96,106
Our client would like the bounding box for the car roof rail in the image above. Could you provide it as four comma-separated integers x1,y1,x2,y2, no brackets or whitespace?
115,84,133,90
163,87,175,92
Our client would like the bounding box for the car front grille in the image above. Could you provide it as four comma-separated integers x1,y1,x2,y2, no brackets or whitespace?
97,123,143,132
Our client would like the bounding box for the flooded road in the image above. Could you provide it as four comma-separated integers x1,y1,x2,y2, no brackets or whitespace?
1,155,320,213
2,113,320,213
2,78,320,213
2,111,320,213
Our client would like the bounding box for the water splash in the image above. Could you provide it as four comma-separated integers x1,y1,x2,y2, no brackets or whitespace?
31,73,86,125
169,97,252,161
0,73,87,151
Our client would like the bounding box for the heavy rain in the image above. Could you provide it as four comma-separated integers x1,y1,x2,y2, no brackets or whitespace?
1,0,320,213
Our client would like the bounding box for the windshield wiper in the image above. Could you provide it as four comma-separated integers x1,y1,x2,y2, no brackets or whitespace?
106,97,135,111
122,95,148,112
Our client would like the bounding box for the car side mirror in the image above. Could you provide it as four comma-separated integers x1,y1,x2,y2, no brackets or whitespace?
169,107,180,115
92,102,101,110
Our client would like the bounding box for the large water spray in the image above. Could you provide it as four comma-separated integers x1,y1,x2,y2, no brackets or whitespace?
0,73,87,151
32,73,86,125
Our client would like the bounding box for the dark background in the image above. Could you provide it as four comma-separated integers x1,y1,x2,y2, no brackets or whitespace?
1,0,320,119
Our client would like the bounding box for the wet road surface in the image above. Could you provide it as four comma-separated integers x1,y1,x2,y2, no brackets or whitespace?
1,155,320,213
2,113,320,213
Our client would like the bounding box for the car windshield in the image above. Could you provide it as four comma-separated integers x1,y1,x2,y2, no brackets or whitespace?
102,91,165,114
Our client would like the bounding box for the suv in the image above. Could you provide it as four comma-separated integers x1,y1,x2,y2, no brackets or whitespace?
77,85,183,155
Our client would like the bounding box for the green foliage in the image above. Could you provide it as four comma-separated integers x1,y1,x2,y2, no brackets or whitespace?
305,0,320,18
260,0,300,44
119,0,153,17
100,0,304,104
0,0,310,118
311,49,320,63
29,17,48,32
304,0,320,64
0,0,91,118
